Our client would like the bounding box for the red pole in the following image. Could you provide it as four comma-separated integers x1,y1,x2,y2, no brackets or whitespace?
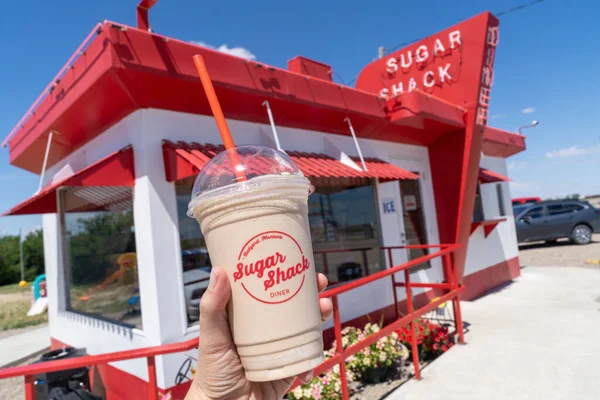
332,296,349,400
449,256,465,344
404,269,421,380
147,356,158,400
24,375,35,400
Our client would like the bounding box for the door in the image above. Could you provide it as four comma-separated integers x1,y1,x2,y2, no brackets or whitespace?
399,177,430,272
515,206,546,242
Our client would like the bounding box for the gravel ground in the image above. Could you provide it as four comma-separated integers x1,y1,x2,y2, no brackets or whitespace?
0,355,40,399
518,234,600,268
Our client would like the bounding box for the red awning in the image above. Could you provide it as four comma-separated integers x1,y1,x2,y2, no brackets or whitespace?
3,147,135,216
162,141,418,186
479,168,510,184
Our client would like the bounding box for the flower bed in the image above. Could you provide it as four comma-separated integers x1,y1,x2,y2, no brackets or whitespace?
288,319,454,400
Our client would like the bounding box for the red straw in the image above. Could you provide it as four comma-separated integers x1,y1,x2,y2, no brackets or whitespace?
193,54,246,182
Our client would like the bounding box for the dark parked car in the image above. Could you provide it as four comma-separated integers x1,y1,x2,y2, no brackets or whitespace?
514,200,600,245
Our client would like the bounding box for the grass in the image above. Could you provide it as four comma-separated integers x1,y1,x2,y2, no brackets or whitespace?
0,298,48,331
0,282,47,331
0,282,32,295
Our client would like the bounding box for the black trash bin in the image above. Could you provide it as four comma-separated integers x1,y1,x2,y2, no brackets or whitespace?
31,347,100,400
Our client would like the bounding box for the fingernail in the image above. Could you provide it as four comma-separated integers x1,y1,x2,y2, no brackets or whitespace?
209,268,219,290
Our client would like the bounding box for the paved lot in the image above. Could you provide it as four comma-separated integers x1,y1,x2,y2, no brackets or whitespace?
388,266,600,400
518,233,600,268
0,325,50,368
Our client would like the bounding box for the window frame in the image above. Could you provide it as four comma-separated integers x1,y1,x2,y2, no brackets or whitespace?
522,205,545,220
496,183,506,217
57,186,141,330
472,183,485,222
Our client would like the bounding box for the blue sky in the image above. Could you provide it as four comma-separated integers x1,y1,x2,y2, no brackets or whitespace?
0,0,598,236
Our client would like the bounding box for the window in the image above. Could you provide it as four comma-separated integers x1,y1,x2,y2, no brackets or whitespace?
547,204,568,216
523,206,544,219
60,187,141,329
308,184,383,285
548,203,584,216
175,179,384,324
496,184,506,217
566,204,584,212
175,177,212,327
473,184,485,222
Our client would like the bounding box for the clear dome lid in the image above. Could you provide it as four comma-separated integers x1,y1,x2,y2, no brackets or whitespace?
190,145,306,200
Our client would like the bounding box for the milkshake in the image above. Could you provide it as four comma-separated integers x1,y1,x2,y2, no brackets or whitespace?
188,146,324,382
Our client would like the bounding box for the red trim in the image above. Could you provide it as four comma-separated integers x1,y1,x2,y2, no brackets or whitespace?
479,167,510,183
482,126,526,158
162,141,418,184
287,56,333,81
3,147,135,216
470,218,507,237
462,256,520,300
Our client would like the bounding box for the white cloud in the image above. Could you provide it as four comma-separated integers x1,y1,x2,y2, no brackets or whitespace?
521,107,535,114
508,161,527,170
545,144,600,159
190,40,256,60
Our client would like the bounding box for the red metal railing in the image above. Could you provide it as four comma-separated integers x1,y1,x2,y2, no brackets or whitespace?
0,243,463,400
289,243,464,397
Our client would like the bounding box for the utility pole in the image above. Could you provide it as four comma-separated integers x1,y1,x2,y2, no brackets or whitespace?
19,229,25,282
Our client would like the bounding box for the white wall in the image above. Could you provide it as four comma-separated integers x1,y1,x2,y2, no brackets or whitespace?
464,156,519,276
41,109,519,389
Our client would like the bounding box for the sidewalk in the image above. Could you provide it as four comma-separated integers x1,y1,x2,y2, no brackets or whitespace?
0,325,50,368
388,266,600,400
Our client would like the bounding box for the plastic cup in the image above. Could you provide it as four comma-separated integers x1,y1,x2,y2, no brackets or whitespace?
187,145,324,382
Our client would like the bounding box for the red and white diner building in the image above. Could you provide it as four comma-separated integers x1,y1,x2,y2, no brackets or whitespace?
1,4,526,399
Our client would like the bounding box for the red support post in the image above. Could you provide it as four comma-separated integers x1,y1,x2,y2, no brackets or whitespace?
332,296,349,400
403,269,421,380
443,253,453,287
24,375,35,400
448,255,465,344
147,356,158,400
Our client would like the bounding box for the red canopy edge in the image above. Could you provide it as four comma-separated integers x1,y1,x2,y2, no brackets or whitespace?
162,141,418,185
3,146,134,216
479,167,510,184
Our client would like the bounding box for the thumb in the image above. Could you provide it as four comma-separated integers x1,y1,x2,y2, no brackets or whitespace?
198,267,233,352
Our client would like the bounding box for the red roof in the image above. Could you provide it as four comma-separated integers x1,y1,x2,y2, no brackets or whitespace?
162,141,418,187
482,126,526,158
3,147,134,216
479,168,511,184
5,21,467,175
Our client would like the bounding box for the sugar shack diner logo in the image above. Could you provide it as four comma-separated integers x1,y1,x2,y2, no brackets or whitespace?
378,25,500,127
234,231,310,304
379,30,462,98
